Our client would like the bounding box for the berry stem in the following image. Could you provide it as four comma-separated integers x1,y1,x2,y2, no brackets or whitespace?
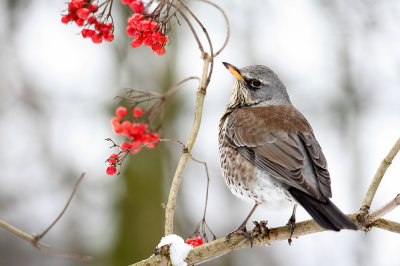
164,55,211,236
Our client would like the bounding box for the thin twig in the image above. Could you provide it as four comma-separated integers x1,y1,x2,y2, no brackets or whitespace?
164,76,200,97
0,172,91,260
188,155,217,242
164,55,211,236
361,137,400,211
37,172,86,239
365,194,400,224
189,156,210,223
197,0,230,57
177,0,214,87
174,7,205,54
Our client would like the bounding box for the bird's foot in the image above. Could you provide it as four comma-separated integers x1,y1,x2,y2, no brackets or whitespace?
252,220,269,238
226,224,253,247
286,215,296,245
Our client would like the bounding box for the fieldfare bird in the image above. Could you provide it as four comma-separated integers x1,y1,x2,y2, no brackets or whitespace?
219,62,358,246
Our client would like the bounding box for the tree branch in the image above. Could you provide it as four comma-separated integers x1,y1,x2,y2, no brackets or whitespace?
361,137,400,211
0,172,91,260
363,194,400,224
373,218,400,234
164,55,211,236
132,213,400,266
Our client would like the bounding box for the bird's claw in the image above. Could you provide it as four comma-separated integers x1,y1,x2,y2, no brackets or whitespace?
226,225,253,247
286,216,296,245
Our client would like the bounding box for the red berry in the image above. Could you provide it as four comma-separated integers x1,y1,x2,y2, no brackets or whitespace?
88,4,98,12
129,140,142,154
130,123,146,136
72,0,85,9
75,18,84,27
143,36,153,47
121,0,134,4
139,20,151,31
161,36,169,45
120,142,131,151
150,22,159,31
151,43,162,52
185,237,203,247
116,107,128,118
81,29,90,38
68,2,78,11
151,31,162,43
133,107,143,117
111,117,121,126
126,26,136,36
147,133,160,148
130,1,144,14
128,13,144,26
106,165,117,175
131,36,143,48
154,47,166,56
87,16,97,24
194,237,203,245
91,33,103,44
108,153,119,164
61,15,70,24
104,33,114,42
77,8,90,19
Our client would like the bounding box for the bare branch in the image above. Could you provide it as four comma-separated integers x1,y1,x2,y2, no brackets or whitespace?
37,172,85,239
164,56,211,236
0,172,91,260
361,137,400,211
177,0,214,87
164,76,200,97
373,218,400,234
132,213,400,266
0,220,38,244
189,155,217,242
364,194,400,224
198,0,230,57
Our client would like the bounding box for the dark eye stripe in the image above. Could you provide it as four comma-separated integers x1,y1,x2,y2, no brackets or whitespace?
247,79,261,88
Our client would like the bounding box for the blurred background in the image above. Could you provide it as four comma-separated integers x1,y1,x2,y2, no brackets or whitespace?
0,0,400,265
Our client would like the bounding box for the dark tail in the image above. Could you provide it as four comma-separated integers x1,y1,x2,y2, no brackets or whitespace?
288,187,358,231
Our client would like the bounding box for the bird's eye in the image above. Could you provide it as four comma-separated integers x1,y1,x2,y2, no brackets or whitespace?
250,79,261,88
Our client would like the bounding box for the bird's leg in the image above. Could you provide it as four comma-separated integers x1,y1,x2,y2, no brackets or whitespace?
226,203,260,247
287,204,297,245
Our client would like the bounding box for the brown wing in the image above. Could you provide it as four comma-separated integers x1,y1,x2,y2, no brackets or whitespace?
225,106,332,201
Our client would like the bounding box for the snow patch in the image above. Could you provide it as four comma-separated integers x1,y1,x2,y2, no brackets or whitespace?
157,234,193,266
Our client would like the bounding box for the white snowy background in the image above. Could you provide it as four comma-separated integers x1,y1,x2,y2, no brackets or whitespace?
0,0,399,266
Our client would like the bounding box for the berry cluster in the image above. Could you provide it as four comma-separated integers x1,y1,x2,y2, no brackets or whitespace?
106,154,119,175
106,106,160,176
185,237,204,247
61,0,114,44
121,0,169,55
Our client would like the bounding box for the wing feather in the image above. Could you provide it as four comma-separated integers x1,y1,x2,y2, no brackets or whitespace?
225,106,332,200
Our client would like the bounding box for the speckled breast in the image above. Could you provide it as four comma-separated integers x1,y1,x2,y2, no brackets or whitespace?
218,111,294,209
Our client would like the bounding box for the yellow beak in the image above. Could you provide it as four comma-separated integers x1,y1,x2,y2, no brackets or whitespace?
222,62,246,83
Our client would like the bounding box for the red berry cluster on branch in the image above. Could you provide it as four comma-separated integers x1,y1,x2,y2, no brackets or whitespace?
61,0,114,44
185,237,204,247
106,106,160,176
121,0,169,55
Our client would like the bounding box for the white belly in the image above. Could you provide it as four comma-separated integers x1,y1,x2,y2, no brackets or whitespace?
225,166,294,210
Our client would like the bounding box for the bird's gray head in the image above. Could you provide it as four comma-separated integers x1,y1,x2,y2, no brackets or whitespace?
223,62,291,109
